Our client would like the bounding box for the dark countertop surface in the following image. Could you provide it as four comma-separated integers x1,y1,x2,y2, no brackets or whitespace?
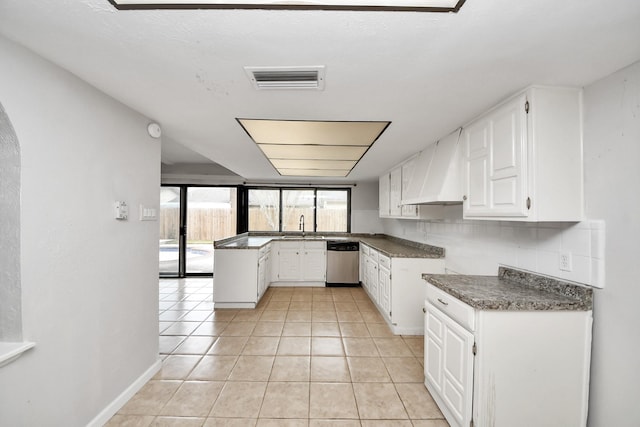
214,233,444,259
423,267,592,311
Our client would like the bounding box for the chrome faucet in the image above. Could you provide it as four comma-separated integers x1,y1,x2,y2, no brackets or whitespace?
299,214,305,233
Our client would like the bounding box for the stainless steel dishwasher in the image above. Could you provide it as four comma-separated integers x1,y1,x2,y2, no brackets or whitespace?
325,240,360,286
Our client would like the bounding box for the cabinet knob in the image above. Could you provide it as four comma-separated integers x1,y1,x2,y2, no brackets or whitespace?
422,307,426,313
462,195,467,201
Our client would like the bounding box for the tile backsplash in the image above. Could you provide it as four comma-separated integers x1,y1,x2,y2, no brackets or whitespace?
383,205,605,288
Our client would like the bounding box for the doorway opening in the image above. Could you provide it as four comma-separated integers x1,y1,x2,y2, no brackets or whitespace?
159,185,238,277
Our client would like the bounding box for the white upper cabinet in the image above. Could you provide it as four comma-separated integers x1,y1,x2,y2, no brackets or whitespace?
379,173,390,217
401,157,419,217
462,86,584,221
389,167,403,217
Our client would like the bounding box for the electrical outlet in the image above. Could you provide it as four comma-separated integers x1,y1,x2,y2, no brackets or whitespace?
559,251,573,272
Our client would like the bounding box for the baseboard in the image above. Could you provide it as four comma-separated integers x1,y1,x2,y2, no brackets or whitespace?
87,358,162,427
390,324,424,335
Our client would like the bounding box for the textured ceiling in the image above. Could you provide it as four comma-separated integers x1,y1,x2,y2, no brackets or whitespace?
0,0,639,183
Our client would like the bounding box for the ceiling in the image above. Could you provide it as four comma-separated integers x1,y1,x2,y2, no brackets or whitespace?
0,0,639,183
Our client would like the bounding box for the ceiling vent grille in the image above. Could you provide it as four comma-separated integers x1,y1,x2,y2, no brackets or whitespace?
244,66,325,90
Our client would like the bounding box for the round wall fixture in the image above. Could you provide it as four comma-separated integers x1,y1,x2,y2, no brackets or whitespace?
147,122,162,138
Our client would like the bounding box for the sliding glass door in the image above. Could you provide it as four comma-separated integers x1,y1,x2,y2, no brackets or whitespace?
159,186,181,276
160,185,237,277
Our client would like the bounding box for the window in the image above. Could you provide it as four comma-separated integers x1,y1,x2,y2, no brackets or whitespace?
247,187,350,233
249,189,280,232
282,189,315,232
317,190,349,232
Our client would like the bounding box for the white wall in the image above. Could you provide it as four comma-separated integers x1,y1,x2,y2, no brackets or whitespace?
382,60,640,426
582,60,640,427
0,35,161,426
351,180,382,234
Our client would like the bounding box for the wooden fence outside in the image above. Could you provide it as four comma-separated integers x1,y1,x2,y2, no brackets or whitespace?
160,207,347,242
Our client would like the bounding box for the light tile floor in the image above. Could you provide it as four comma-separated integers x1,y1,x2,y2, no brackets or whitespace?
107,278,449,427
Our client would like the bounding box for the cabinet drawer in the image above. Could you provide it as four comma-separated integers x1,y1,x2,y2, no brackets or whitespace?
278,241,301,250
426,283,475,332
361,244,370,256
369,249,379,264
378,254,391,269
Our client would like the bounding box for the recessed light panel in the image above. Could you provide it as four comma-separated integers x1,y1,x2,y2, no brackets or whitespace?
110,0,465,12
238,119,390,177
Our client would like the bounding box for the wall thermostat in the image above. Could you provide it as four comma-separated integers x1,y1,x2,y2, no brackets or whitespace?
115,201,129,220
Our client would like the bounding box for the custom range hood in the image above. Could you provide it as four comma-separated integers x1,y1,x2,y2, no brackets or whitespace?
402,128,463,205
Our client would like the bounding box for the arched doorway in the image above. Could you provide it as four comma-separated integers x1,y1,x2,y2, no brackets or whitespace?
0,102,22,341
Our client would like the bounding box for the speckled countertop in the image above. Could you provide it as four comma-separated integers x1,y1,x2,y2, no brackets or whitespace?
423,267,592,311
358,236,443,258
215,233,444,259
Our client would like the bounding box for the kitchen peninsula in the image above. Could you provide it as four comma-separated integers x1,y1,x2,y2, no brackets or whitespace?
213,233,445,334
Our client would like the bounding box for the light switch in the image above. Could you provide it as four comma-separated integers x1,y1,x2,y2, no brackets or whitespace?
139,205,158,221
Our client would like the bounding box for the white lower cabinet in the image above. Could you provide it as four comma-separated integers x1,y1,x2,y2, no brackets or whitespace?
273,241,326,285
213,248,261,308
361,243,445,334
424,283,592,427
425,300,474,427
257,245,271,300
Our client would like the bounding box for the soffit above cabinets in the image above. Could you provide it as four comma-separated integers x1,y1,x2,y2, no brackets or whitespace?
109,0,466,12
237,119,390,177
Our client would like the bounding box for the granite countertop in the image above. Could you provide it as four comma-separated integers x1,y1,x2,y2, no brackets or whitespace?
215,233,444,259
359,236,443,259
423,267,592,311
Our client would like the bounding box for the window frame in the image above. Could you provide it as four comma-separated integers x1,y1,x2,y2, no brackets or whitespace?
246,186,351,233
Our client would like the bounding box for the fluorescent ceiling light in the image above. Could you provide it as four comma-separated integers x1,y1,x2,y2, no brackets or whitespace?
279,169,351,177
110,0,466,12
238,119,390,177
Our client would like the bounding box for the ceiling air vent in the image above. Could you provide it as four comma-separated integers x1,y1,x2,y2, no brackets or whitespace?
244,66,325,90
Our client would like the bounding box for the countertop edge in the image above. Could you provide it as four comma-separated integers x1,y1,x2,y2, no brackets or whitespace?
423,269,593,311
215,233,445,259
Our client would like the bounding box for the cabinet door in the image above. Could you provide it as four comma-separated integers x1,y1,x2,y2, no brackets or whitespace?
379,173,390,217
425,304,444,395
278,248,301,281
389,167,402,217
258,257,266,298
401,159,418,217
359,250,367,286
442,311,474,427
366,256,378,300
378,265,391,316
463,94,528,218
302,245,326,281
425,303,474,427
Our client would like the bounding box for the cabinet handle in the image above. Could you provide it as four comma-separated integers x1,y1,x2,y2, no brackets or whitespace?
437,298,449,306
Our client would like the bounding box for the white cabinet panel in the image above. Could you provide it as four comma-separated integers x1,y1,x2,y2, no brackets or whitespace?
379,174,390,217
425,301,474,427
463,93,527,217
278,247,301,280
462,86,584,221
401,158,418,217
274,241,326,285
389,167,402,217
302,242,326,281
